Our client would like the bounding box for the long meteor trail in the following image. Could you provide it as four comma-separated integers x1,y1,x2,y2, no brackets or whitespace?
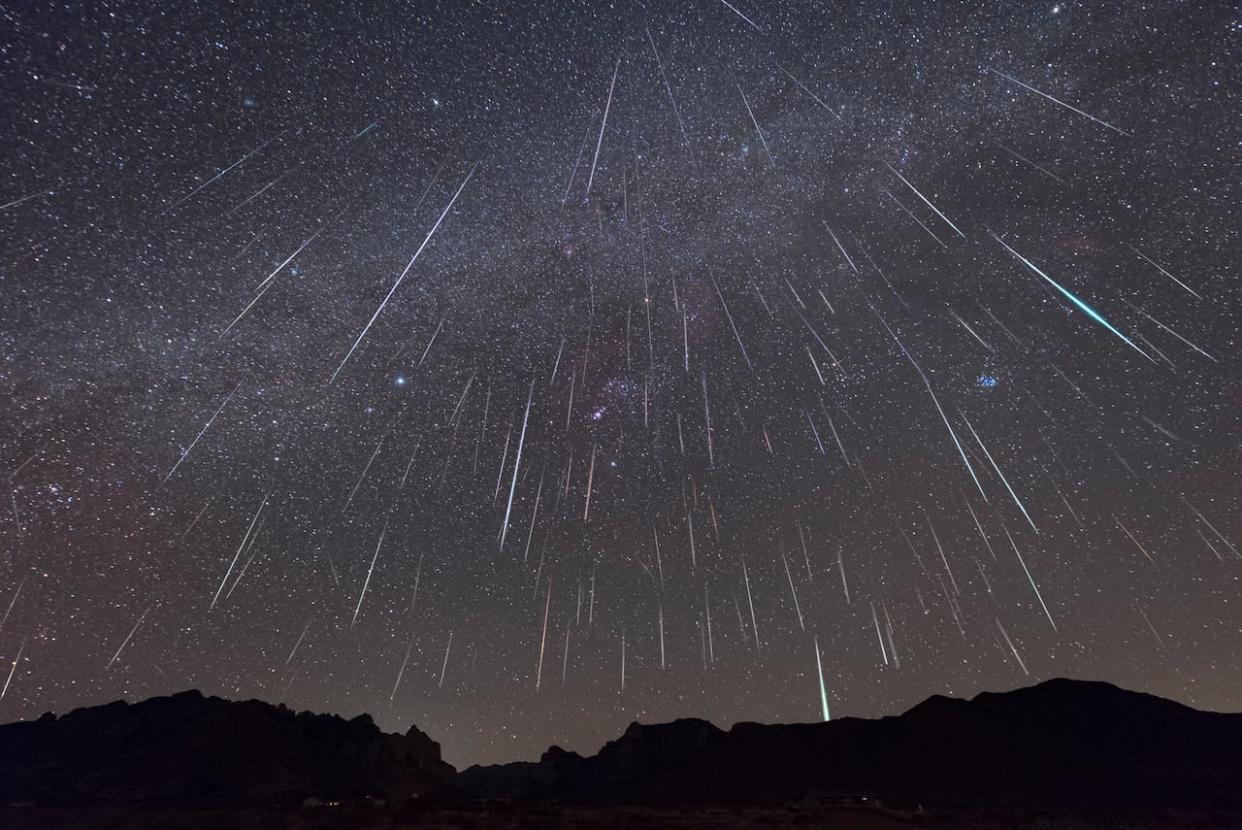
872,308,988,502
737,84,773,167
778,64,843,122
212,489,269,609
718,0,763,31
352,517,389,627
586,52,622,196
223,228,325,336
646,26,694,160
814,636,830,721
164,380,244,484
499,379,535,551
160,134,281,215
106,606,151,669
959,410,1038,533
885,162,966,238
986,68,1131,136
330,164,477,382
991,232,1152,361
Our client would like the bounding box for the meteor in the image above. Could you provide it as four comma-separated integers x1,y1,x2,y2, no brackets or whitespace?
562,122,591,206
1181,497,1239,559
161,133,281,215
837,547,850,604
163,381,243,484
824,223,858,272
996,617,1029,675
986,67,1131,136
499,380,535,551
438,631,452,687
586,51,622,196
344,422,392,513
224,229,325,336
742,558,760,652
0,577,26,634
1114,515,1156,565
229,173,286,213
880,187,948,249
1126,243,1201,299
0,640,24,701
948,306,995,353
391,637,414,700
536,579,551,691
106,605,151,669
1003,523,1056,631
330,164,477,383
712,275,753,370
286,620,311,666
1122,299,1216,362
781,552,805,631
873,307,989,502
645,26,694,161
212,490,269,609
0,190,53,211
885,162,966,238
996,144,1067,185
991,232,1152,361
778,64,843,122
351,121,379,141
351,516,389,627
813,636,830,721
964,495,998,561
871,601,889,666
718,0,763,31
737,84,773,167
959,409,1038,533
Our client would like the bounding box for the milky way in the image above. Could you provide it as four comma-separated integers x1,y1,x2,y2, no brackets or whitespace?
1,1,1239,766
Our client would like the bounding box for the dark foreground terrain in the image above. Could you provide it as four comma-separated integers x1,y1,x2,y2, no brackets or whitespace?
3,678,1241,828
5,802,1242,829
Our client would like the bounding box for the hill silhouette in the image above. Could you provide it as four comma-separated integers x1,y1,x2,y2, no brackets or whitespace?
459,678,1242,808
0,689,454,806
3,678,1240,817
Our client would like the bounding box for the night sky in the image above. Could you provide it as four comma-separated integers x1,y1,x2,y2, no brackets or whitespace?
1,0,1239,768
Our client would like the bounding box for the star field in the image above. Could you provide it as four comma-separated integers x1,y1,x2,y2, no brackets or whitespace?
0,0,1239,767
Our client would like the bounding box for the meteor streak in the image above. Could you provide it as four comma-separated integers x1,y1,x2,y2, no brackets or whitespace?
737,84,773,167
991,232,1151,361
330,164,477,382
352,516,389,627
813,636,830,721
778,64,843,122
212,489,269,609
106,605,151,669
163,381,244,484
885,162,966,238
224,228,327,335
873,308,988,501
0,641,24,702
986,67,1131,136
1003,523,1056,631
959,410,1038,533
1126,243,1201,299
645,26,693,161
499,380,535,550
161,134,281,215
586,52,622,196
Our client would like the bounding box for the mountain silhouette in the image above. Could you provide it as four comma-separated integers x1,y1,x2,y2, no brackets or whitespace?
0,689,455,806
3,678,1240,815
459,678,1242,808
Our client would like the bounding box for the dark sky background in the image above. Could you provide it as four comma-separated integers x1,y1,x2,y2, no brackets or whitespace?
0,0,1239,768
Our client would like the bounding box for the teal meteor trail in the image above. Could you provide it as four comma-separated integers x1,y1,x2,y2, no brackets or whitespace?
991,233,1152,362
